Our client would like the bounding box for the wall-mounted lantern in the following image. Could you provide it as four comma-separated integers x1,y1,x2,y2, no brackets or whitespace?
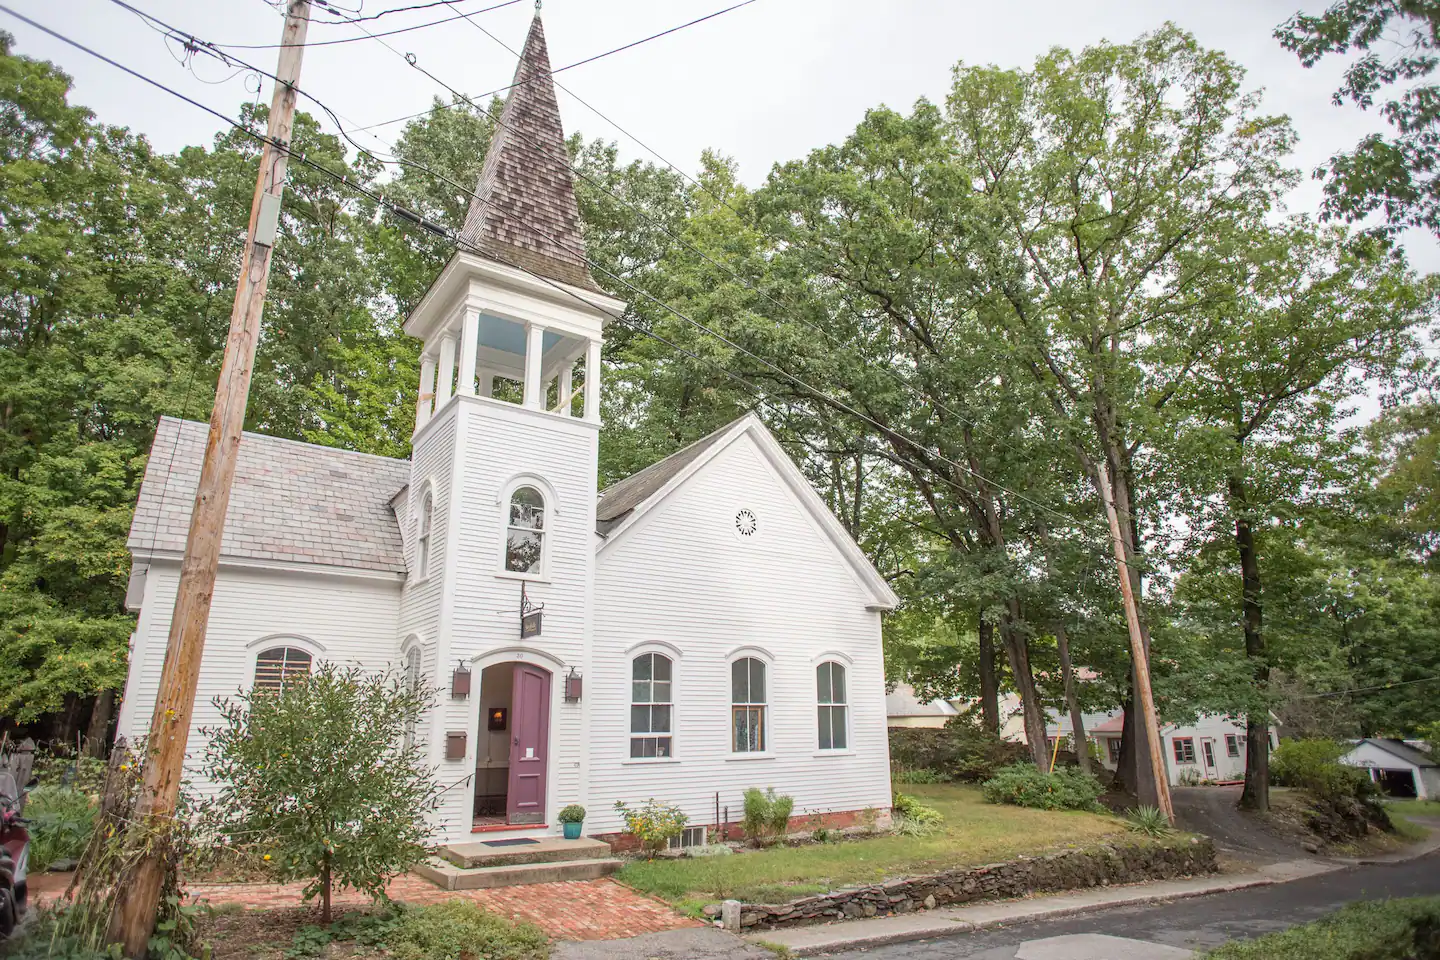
451,660,471,699
445,731,467,760
564,667,583,703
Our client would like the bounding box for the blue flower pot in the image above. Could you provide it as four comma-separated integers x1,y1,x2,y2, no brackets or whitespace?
563,821,583,840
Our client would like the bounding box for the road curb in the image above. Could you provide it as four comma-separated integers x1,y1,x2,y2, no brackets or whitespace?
747,864,1344,957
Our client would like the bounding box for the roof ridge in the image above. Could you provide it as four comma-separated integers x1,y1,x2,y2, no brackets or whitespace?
158,416,410,467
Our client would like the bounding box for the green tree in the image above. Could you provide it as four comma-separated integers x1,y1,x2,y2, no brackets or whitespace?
1278,0,1440,234
203,663,438,923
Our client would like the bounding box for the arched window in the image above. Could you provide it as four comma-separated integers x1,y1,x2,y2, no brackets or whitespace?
253,646,312,692
630,653,673,758
403,645,423,749
416,488,434,579
731,657,767,753
505,486,545,574
816,661,848,750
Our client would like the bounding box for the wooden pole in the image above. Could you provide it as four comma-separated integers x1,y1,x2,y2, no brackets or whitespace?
107,4,310,952
1096,461,1174,824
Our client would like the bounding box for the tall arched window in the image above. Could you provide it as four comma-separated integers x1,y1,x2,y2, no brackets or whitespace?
403,645,423,749
731,657,767,753
253,646,312,693
505,486,545,574
416,488,434,579
816,661,848,750
630,653,673,758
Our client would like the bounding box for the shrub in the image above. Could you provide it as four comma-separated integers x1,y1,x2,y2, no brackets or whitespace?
892,767,947,784
981,763,1104,811
383,901,548,960
613,798,687,855
203,663,439,923
891,791,944,836
1204,895,1440,959
741,787,794,841
1125,805,1171,838
25,785,97,872
558,804,586,823
888,724,1030,782
1271,739,1370,800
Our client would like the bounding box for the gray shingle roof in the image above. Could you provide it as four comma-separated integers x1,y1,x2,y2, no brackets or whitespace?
1358,738,1437,769
128,417,410,574
458,14,599,293
596,416,743,535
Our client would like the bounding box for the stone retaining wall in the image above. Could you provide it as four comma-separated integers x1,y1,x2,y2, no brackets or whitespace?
712,838,1217,930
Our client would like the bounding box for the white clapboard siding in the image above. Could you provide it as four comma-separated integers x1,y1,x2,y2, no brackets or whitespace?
426,396,599,842
116,562,403,798
587,430,892,834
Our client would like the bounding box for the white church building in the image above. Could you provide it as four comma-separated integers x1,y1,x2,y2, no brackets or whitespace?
117,13,898,848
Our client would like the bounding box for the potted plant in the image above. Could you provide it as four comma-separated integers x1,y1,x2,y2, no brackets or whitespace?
558,804,586,839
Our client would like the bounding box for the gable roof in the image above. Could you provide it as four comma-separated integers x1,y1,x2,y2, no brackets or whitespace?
595,423,736,535
128,417,410,575
457,13,599,293
886,684,960,718
1355,738,1437,768
595,413,901,610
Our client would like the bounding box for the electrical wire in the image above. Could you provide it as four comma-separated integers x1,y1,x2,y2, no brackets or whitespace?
215,0,521,49
0,4,1146,568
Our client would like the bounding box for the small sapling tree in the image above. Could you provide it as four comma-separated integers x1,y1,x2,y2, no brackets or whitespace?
204,663,438,923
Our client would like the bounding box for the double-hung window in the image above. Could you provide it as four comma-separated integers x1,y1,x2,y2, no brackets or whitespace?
816,661,848,750
731,657,767,753
505,486,545,574
630,653,673,758
416,490,434,578
1172,737,1196,765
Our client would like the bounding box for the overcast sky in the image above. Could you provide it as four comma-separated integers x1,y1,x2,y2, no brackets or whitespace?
11,0,1440,276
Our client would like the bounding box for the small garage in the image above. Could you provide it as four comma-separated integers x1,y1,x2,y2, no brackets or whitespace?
1341,738,1439,800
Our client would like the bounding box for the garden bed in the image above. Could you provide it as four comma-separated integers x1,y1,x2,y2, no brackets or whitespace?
616,783,1131,912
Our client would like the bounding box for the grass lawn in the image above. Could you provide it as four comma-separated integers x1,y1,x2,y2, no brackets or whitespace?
1385,798,1440,821
1205,896,1440,958
617,783,1129,911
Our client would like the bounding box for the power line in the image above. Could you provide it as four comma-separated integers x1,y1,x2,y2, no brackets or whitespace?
213,0,520,49
1,5,1144,569
1296,676,1440,700
346,0,758,135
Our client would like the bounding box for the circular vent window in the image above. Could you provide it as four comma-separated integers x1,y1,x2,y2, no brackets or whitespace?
734,508,758,538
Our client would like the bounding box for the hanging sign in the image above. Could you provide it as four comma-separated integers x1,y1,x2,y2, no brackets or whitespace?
519,582,544,639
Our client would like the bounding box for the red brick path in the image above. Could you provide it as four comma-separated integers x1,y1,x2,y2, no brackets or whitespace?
181,874,700,941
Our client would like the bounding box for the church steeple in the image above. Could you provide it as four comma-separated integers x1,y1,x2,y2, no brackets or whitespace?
458,12,599,292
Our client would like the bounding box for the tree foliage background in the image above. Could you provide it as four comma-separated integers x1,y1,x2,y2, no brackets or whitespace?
1,14,1436,796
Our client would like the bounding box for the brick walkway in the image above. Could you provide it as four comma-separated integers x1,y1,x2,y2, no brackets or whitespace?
182,874,700,941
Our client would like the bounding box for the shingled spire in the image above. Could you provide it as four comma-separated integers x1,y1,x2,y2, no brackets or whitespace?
458,12,599,292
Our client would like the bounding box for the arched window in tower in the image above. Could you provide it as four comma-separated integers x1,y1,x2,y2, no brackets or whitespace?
253,646,312,693
505,486,546,574
403,644,423,749
416,488,434,579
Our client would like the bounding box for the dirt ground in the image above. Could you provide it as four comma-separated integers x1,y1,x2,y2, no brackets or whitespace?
1170,786,1318,863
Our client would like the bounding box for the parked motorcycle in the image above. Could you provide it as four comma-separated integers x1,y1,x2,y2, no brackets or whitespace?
0,769,32,938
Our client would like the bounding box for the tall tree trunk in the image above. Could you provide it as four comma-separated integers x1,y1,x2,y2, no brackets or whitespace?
1229,474,1270,812
1000,602,1049,770
977,615,1000,735
1055,623,1090,775
321,853,332,925
85,690,116,757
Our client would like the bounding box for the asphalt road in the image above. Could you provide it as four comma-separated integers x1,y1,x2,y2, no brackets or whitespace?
819,851,1440,958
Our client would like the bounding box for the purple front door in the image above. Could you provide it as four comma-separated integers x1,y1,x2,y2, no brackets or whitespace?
507,664,551,824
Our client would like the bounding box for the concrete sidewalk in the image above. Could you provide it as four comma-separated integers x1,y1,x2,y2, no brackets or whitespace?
743,860,1339,956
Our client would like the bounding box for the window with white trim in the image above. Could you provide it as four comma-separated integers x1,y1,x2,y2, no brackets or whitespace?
403,645,422,749
1225,733,1240,758
505,486,545,574
668,826,707,850
816,661,848,750
731,657,767,753
630,653,673,758
416,489,434,578
253,646,312,692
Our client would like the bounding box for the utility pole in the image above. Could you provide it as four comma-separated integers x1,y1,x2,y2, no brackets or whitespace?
1096,461,1174,824
108,3,310,953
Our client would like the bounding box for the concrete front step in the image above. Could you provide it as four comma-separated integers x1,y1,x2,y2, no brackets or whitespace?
414,856,624,891
439,836,612,869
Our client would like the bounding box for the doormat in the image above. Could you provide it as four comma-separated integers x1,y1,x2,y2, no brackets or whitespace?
482,837,541,847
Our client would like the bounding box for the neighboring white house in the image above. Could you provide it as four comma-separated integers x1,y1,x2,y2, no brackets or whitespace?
1031,710,1274,785
1342,739,1439,799
117,12,897,850
885,684,960,728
